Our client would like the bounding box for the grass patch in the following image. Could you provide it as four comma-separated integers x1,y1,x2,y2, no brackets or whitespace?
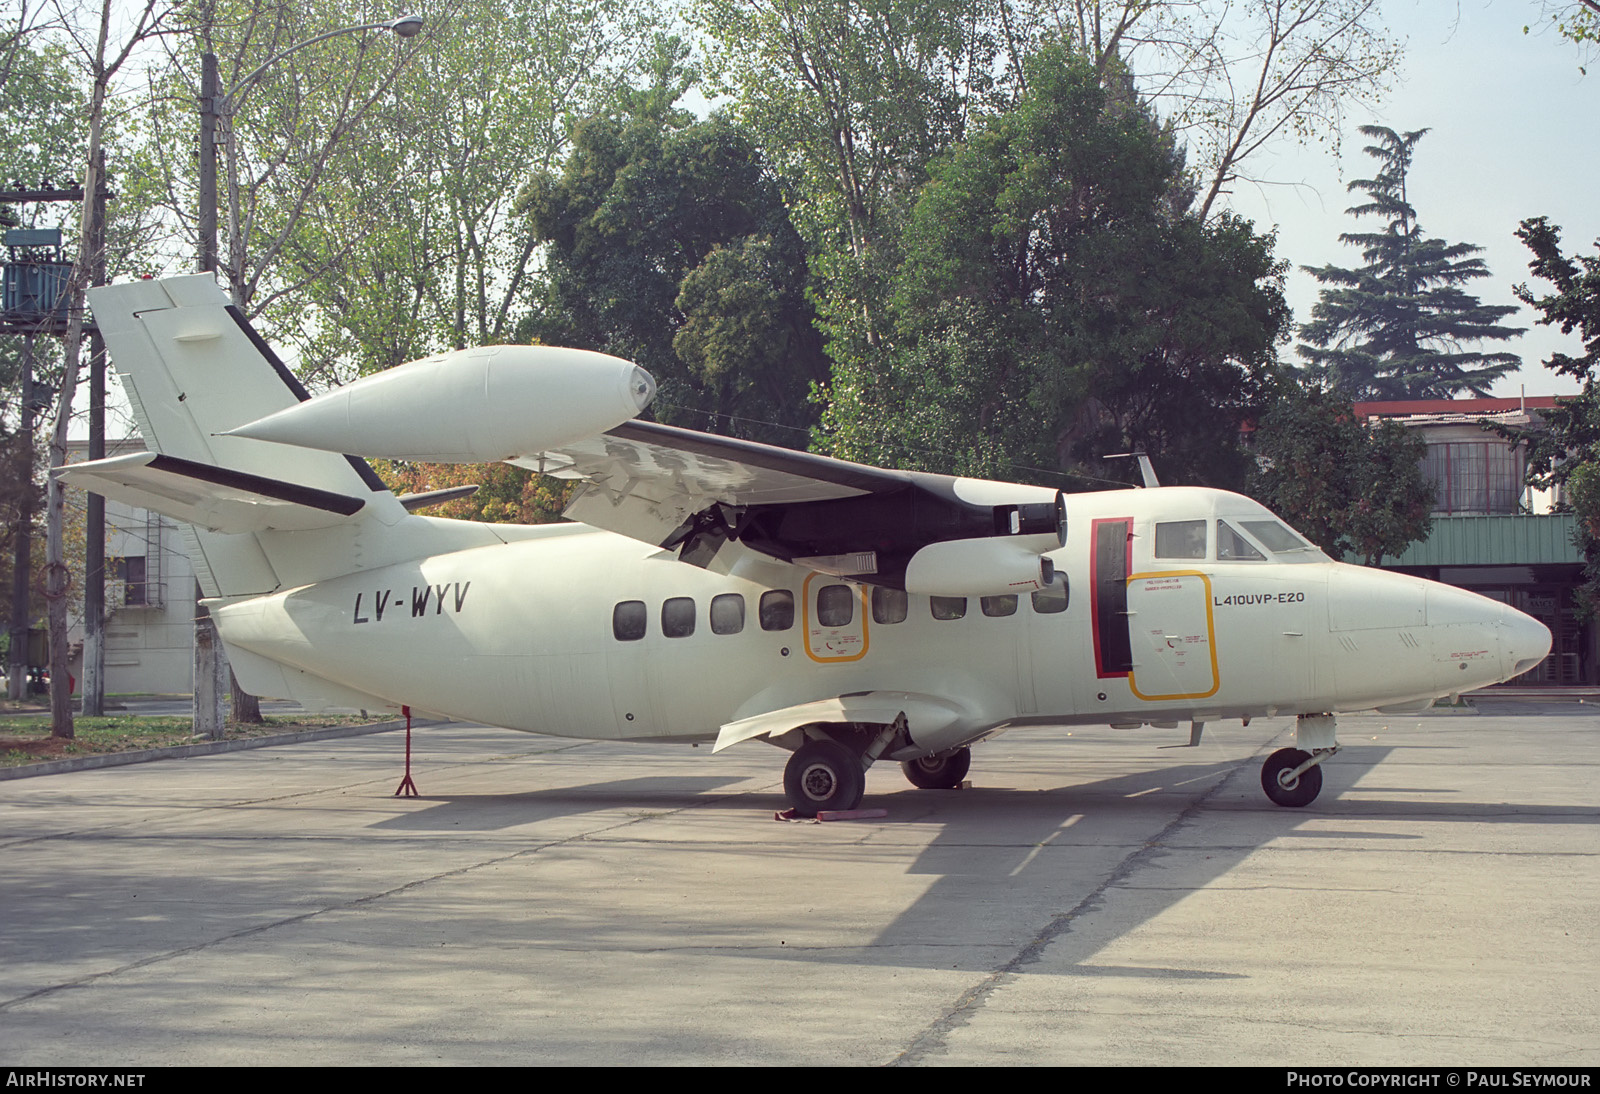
0,712,387,767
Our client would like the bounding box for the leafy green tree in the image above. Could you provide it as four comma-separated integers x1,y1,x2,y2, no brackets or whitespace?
1503,217,1600,612
272,0,663,377
816,45,1289,488
146,0,662,379
693,0,1006,385
518,74,826,444
1248,380,1433,566
1298,126,1523,400
373,461,572,525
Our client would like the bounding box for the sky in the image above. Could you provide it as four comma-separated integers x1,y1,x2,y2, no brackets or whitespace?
1221,0,1599,398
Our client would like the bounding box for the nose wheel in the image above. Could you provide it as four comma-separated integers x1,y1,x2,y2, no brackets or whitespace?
1260,747,1324,807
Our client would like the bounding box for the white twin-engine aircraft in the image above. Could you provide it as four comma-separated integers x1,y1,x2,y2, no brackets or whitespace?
61,276,1552,816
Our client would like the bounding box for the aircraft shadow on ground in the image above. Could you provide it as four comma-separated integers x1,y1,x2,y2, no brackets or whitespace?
365,740,1598,975
366,775,754,831
9,740,1597,997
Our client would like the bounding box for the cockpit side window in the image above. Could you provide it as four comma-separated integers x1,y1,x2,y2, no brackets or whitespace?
1217,520,1266,561
1154,519,1208,560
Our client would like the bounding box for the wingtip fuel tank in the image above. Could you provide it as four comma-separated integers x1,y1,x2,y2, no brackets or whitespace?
223,345,656,462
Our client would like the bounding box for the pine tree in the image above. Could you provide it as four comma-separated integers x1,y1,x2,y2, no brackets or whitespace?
1298,126,1523,400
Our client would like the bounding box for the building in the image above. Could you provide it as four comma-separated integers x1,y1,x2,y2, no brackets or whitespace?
1355,396,1589,687
67,438,197,694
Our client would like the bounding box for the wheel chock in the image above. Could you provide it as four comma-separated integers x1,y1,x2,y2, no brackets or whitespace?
773,807,890,822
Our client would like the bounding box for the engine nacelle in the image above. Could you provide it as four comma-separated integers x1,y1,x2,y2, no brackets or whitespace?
223,345,655,462
903,538,1056,597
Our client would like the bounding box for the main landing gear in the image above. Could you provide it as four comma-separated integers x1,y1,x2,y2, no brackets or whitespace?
1260,714,1340,807
779,727,974,817
783,739,866,816
900,747,971,790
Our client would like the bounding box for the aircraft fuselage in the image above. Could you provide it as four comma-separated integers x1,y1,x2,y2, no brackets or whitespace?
215,486,1549,749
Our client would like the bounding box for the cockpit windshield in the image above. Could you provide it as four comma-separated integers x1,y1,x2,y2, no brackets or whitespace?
1152,513,1329,564
1216,521,1265,561
1239,519,1321,558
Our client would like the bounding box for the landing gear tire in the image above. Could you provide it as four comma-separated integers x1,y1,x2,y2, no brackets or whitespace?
784,739,866,817
901,747,971,790
1261,747,1323,807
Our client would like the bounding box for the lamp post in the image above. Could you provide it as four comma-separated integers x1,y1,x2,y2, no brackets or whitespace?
191,16,423,736
197,15,424,278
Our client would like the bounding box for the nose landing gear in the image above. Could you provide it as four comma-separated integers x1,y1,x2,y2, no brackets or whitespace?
1260,714,1340,807
1261,747,1324,806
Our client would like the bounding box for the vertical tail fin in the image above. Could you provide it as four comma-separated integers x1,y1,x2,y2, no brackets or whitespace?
86,275,406,597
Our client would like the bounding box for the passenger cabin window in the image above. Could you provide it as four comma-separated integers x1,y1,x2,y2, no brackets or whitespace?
872,587,908,624
817,584,855,627
1154,519,1207,559
931,596,967,621
1031,574,1068,614
981,594,1017,617
613,600,647,641
710,593,745,635
662,596,696,638
1217,521,1266,561
760,590,795,631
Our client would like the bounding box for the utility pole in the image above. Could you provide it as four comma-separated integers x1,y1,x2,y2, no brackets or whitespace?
81,149,108,717
7,336,37,700
193,48,227,738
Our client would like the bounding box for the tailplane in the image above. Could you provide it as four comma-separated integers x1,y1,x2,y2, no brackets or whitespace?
64,275,497,599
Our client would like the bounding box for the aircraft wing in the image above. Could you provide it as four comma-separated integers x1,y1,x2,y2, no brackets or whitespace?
512,420,894,547
516,420,1067,592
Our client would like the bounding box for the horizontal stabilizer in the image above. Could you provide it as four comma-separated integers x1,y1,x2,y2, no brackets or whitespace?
714,691,969,753
54,452,365,534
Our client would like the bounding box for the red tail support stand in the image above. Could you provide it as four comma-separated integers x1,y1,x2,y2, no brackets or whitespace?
394,704,418,797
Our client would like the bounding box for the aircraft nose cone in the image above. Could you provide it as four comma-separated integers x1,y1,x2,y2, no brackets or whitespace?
1500,604,1553,680
627,365,657,412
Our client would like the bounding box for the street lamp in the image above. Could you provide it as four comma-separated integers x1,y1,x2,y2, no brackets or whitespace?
190,15,423,737
197,15,425,277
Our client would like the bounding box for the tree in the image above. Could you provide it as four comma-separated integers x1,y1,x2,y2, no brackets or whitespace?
518,70,827,444
816,46,1289,489
140,0,428,313
1503,217,1600,612
42,0,172,739
1525,1,1600,70
1298,126,1524,401
1024,1,1401,221
1248,379,1433,566
373,461,572,525
694,0,1006,375
0,34,84,703
256,0,662,380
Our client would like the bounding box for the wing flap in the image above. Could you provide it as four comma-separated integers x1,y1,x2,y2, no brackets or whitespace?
54,452,365,534
713,691,970,753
